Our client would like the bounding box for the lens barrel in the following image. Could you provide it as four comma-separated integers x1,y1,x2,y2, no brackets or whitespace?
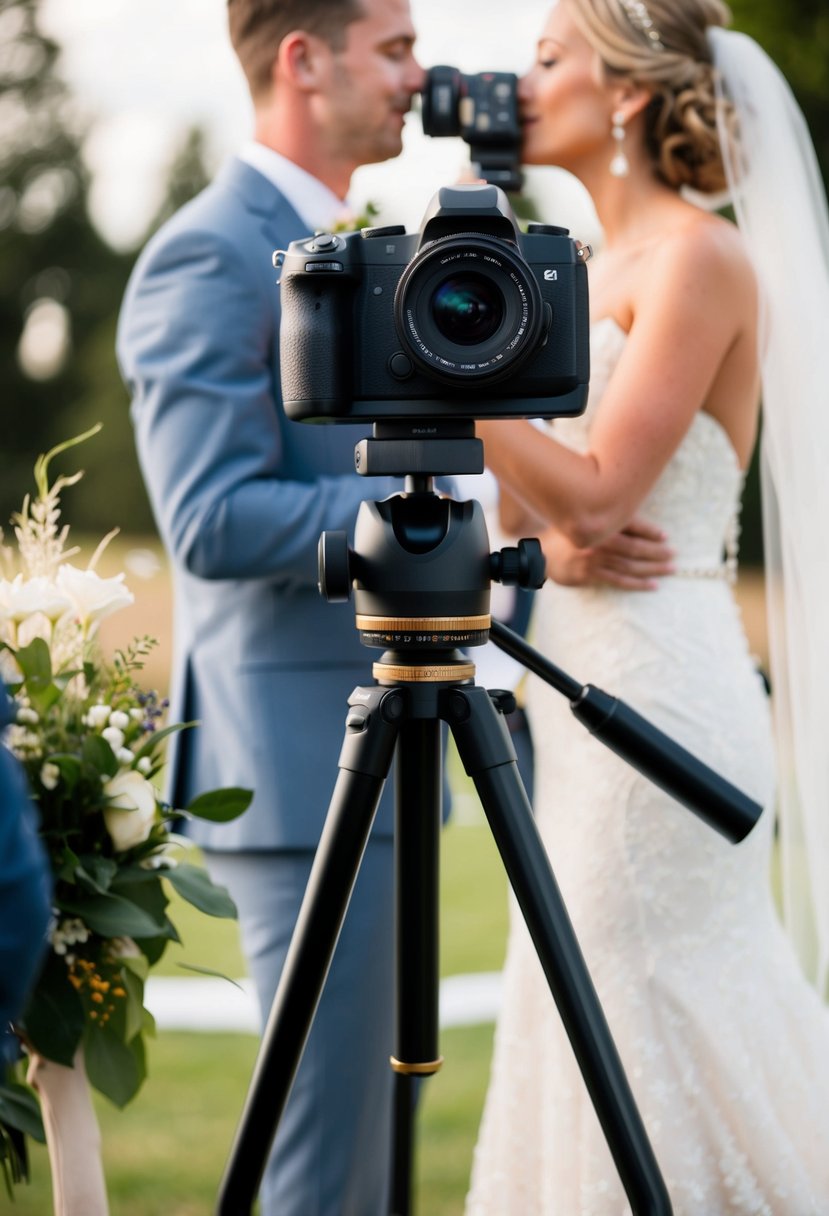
393,234,545,386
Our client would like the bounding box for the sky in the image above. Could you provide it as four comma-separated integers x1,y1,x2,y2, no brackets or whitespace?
38,0,601,251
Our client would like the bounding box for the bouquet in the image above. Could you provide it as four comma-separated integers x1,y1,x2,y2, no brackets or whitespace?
0,429,251,1195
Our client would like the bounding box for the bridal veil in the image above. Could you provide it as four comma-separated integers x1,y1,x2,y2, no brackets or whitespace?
710,27,829,992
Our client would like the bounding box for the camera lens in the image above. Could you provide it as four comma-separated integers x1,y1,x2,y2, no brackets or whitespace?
393,233,545,386
431,274,504,346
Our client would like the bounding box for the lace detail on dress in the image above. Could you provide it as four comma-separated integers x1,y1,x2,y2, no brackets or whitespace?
550,317,744,581
465,318,829,1216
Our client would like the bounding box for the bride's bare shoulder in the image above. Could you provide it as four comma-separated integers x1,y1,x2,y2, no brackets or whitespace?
657,209,754,284
636,208,757,320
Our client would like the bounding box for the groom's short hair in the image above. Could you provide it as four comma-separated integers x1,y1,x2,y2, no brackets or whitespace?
228,0,365,99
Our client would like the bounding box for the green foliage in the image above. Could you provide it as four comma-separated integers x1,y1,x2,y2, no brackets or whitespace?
729,0,829,181
0,1076,45,1196
1,437,251,1187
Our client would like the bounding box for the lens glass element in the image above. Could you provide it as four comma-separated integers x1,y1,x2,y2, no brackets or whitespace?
430,274,504,346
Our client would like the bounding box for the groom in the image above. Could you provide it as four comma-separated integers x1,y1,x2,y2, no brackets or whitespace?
116,1,425,1213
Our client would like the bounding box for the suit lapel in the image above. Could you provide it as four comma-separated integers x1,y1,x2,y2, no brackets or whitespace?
217,156,310,242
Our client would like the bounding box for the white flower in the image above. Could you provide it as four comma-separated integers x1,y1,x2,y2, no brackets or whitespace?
56,564,134,632
108,936,141,959
103,770,158,851
8,726,42,756
117,747,135,765
129,708,144,722
109,710,130,730
85,703,111,728
50,916,90,954
0,575,71,624
40,761,61,790
137,756,152,775
16,706,40,725
102,725,125,751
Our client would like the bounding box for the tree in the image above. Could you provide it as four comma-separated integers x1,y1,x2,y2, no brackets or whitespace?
729,0,829,184
717,3,829,564
0,3,215,540
0,0,145,533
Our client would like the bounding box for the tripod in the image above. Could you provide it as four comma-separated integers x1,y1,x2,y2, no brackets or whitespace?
216,424,761,1216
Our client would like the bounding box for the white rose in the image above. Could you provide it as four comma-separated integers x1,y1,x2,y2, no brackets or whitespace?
103,770,158,851
117,747,135,765
56,564,134,632
137,756,152,775
0,575,71,624
109,710,130,730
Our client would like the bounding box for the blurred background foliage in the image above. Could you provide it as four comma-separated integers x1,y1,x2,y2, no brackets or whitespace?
2,0,827,562
0,0,210,536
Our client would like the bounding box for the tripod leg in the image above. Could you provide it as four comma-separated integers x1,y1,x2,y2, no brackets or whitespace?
216,687,401,1216
445,684,673,1216
390,719,443,1216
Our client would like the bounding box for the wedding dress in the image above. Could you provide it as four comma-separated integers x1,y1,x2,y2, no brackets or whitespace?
465,317,829,1216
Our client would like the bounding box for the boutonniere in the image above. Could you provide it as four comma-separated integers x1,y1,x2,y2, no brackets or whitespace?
331,200,380,233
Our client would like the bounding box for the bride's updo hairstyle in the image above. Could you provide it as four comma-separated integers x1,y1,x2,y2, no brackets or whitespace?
567,0,732,195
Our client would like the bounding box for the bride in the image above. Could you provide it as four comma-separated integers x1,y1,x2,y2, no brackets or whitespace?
467,1,829,1212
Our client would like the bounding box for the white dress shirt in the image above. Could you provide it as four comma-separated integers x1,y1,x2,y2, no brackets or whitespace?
237,141,353,233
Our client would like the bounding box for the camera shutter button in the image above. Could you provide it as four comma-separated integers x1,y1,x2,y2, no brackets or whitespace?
312,232,338,250
389,352,415,379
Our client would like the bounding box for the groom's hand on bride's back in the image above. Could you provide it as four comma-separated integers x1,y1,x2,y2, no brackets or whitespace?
541,517,675,591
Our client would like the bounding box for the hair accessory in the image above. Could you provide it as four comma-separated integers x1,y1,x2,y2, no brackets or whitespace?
619,0,666,51
610,111,630,177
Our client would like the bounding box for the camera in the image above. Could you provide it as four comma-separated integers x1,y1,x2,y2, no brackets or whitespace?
420,66,523,193
278,184,590,425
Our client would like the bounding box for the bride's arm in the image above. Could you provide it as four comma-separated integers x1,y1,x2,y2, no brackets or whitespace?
498,484,544,536
478,224,753,547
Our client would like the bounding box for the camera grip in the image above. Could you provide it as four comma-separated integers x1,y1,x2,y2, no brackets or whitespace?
280,275,355,422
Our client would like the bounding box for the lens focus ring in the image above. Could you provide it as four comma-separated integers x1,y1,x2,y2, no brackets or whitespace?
393,233,544,386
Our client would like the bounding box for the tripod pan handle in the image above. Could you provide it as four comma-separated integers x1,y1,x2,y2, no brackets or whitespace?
571,685,762,843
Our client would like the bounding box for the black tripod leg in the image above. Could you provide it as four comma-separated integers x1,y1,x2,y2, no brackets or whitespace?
216,686,401,1216
445,684,673,1216
390,719,442,1216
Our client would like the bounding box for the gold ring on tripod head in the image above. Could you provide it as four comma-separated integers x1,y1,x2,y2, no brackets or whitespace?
356,615,491,632
373,661,476,684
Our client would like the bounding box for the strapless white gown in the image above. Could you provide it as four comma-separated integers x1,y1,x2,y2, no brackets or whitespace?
466,318,829,1215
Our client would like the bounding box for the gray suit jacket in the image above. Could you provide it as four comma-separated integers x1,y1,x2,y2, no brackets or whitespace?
117,158,398,850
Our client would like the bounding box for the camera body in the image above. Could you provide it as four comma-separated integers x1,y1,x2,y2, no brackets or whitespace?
279,184,590,424
420,66,522,193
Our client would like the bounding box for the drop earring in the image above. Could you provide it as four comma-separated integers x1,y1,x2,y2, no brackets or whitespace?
610,111,629,178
